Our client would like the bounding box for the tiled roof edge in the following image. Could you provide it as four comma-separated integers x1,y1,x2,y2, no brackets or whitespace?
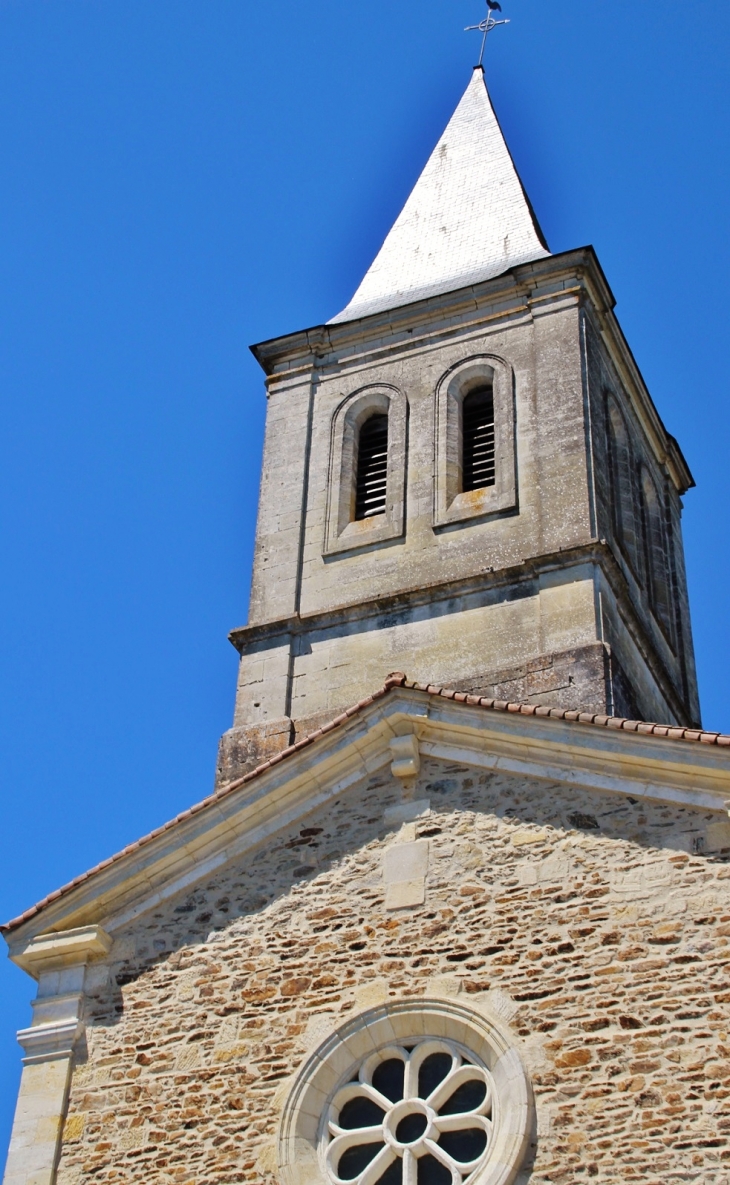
3,673,727,935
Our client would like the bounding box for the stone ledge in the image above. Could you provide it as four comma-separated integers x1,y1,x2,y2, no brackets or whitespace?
17,1019,82,1066
13,926,112,976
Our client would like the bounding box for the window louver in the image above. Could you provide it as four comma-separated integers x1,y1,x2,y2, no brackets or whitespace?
462,387,496,492
355,414,389,520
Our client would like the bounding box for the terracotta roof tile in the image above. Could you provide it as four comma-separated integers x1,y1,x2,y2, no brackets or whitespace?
3,672,728,935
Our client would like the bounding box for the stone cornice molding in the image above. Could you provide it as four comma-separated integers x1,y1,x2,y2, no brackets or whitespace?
250,247,691,496
250,250,602,376
230,544,628,649
12,925,112,977
228,542,693,727
16,1018,82,1067
12,926,112,1066
3,688,729,955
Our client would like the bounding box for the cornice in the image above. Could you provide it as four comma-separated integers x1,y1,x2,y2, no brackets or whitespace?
229,540,689,724
251,247,692,495
251,249,599,378
4,678,729,957
13,925,112,975
232,543,603,650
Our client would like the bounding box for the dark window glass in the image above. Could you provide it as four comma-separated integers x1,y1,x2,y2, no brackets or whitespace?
372,1058,405,1103
417,1154,452,1185
438,1128,488,1164
375,1159,403,1185
338,1143,385,1180
355,414,389,520
462,387,495,492
438,1078,487,1115
418,1053,452,1100
338,1097,386,1130
395,1113,428,1144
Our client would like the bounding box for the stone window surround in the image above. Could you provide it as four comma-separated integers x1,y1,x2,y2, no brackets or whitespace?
278,996,533,1185
604,389,677,653
433,354,517,530
323,384,408,557
639,463,676,651
605,391,644,584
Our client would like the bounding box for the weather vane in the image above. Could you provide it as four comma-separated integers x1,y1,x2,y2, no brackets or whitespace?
465,0,510,68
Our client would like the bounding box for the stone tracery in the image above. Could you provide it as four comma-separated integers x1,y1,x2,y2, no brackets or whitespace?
325,1039,494,1185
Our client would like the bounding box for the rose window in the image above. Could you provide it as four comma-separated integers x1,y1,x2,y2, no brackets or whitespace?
324,1040,493,1185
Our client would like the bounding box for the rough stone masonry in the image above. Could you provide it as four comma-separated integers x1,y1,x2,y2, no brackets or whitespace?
53,759,730,1185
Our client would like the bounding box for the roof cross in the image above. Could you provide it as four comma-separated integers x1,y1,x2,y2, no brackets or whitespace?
465,0,510,67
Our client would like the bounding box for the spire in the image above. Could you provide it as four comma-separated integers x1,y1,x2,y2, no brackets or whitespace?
329,68,550,325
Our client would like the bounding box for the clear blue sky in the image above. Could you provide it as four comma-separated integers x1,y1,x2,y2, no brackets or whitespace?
1,0,728,1163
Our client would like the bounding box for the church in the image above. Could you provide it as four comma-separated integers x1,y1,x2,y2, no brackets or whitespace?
3,60,730,1185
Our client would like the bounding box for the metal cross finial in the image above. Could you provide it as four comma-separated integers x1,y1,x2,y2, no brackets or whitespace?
465,0,510,67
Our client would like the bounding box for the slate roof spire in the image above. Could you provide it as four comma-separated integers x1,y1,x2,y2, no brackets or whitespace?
329,67,550,324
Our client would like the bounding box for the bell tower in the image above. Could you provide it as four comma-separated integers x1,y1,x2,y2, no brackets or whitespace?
218,68,700,786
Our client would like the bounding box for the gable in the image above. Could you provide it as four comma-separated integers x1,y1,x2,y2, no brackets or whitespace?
50,753,730,1183
5,679,730,956
89,753,730,979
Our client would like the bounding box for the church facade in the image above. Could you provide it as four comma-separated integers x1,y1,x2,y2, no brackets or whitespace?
3,67,729,1185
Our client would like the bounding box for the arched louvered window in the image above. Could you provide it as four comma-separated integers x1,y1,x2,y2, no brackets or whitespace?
354,413,389,520
462,386,496,493
641,468,673,638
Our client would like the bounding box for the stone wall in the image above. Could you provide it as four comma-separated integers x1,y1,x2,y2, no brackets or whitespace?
583,314,700,726
230,254,699,755
247,282,590,629
233,565,603,728
56,759,730,1184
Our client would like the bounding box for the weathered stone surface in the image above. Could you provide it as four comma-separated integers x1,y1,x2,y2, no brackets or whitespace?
216,717,293,785
231,248,699,766
215,638,679,788
53,758,730,1184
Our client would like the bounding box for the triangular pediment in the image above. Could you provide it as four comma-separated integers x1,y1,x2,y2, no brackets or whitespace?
329,68,550,324
4,680,730,966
